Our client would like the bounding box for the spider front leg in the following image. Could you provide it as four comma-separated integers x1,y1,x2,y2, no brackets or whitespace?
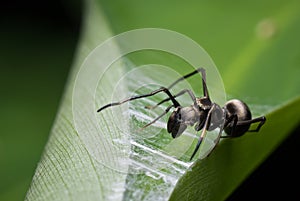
145,89,197,109
97,87,181,112
145,68,209,109
139,105,174,130
168,67,207,89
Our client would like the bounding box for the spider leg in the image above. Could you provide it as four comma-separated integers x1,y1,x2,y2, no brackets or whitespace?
224,114,239,136
238,116,266,132
190,103,216,160
139,105,174,131
97,87,180,112
168,67,206,89
197,68,210,98
146,89,196,110
167,67,209,96
206,123,225,157
220,115,266,138
146,67,208,109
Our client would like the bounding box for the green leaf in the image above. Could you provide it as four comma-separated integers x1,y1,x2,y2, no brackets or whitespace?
25,1,125,200
25,0,300,201
169,97,300,201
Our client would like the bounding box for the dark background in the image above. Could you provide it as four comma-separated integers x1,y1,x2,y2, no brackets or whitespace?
0,1,299,200
0,1,80,200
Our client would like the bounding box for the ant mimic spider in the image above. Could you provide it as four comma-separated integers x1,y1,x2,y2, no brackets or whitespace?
97,68,266,160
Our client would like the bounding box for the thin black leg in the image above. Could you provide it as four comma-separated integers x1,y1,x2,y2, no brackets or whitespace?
97,87,180,112
227,114,238,136
239,116,266,132
140,105,174,130
190,103,216,160
168,67,205,89
198,68,210,98
146,89,197,109
220,116,266,137
207,124,225,157
167,67,209,98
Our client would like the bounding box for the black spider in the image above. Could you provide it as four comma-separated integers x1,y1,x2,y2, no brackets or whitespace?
97,68,266,160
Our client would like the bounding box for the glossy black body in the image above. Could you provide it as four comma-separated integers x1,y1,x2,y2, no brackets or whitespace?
224,99,252,137
97,68,266,160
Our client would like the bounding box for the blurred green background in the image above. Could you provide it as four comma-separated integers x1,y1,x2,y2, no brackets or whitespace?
0,1,81,200
0,1,299,201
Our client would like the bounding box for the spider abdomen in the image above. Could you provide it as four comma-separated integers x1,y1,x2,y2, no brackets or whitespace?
224,99,252,137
